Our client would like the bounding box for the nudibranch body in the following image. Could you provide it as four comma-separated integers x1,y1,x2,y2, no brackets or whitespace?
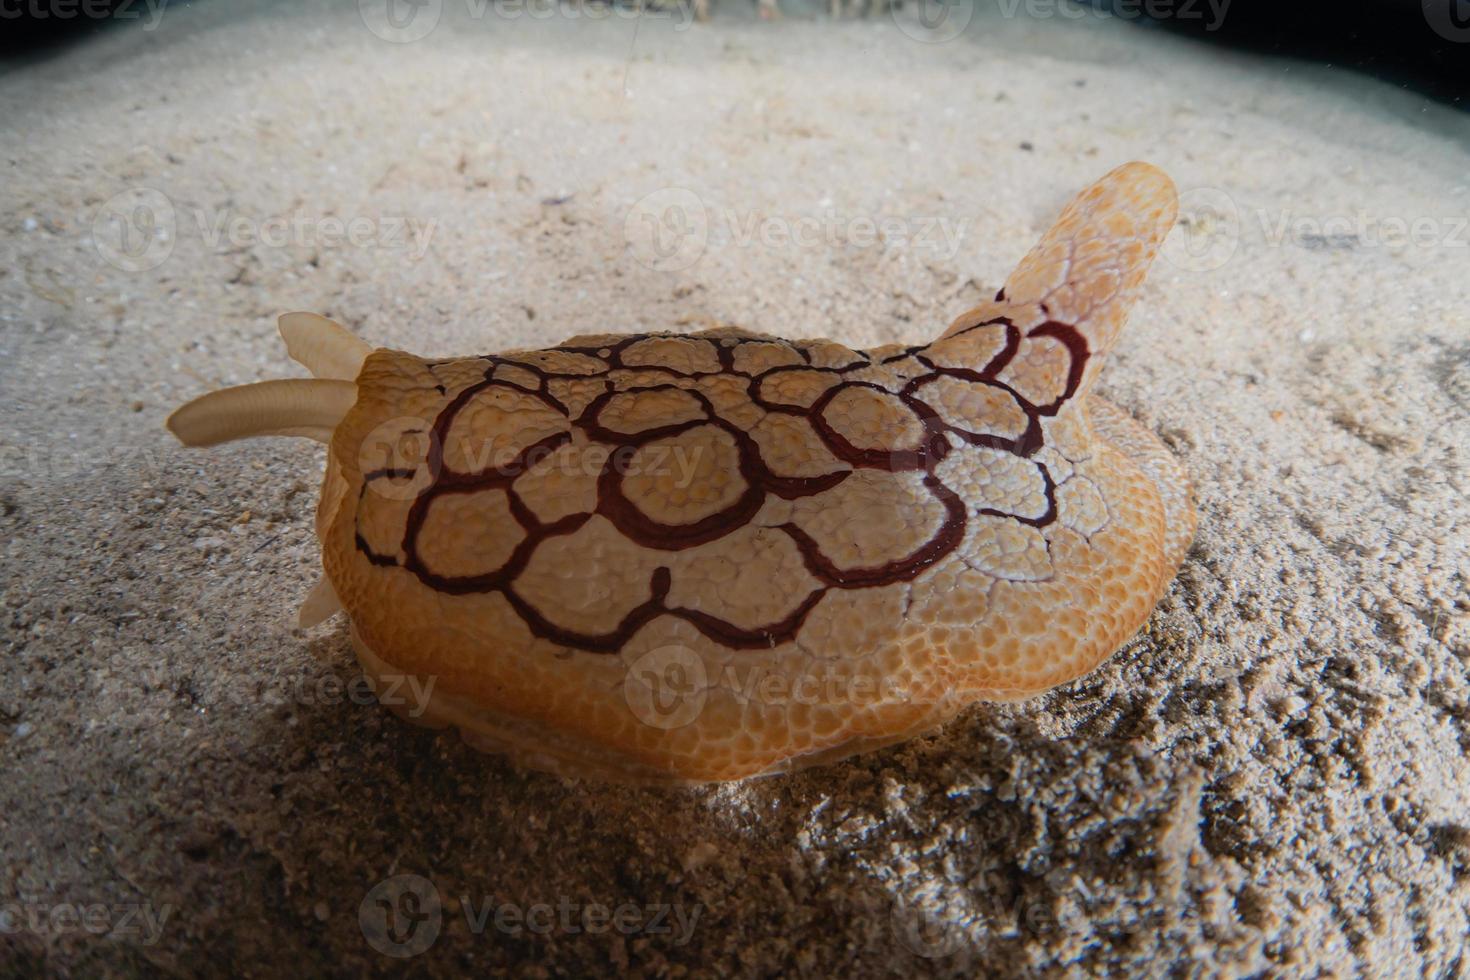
168,162,1194,783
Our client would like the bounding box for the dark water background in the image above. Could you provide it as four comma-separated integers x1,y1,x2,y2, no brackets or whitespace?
2,0,1466,107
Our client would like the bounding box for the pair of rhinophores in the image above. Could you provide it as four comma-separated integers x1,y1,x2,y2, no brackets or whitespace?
169,162,1195,783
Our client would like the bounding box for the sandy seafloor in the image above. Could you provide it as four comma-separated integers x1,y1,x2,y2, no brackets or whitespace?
1,0,1468,975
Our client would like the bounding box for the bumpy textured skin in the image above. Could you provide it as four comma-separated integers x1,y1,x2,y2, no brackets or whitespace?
306,162,1194,783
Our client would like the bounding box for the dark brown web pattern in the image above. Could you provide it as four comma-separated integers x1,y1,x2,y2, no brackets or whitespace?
354,318,1090,653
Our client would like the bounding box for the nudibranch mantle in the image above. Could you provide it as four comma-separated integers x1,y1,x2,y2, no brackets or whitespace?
168,162,1194,783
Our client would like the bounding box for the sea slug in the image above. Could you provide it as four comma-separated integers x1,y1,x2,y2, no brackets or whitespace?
167,162,1194,783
